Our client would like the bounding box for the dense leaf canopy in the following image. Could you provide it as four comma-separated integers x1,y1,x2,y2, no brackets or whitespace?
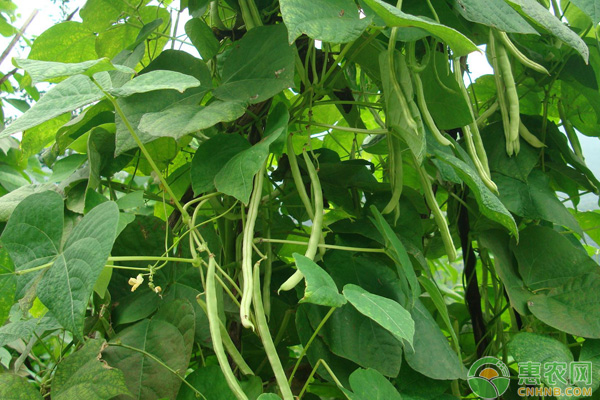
0,0,599,399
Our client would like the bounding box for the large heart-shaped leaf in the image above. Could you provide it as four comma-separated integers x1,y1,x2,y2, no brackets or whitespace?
15,58,133,83
361,0,478,57
52,339,130,400
343,284,414,346
138,101,246,140
1,191,64,297
108,70,201,97
213,24,294,104
37,201,120,338
102,318,190,400
1,75,104,138
280,0,372,44
505,0,589,62
0,374,43,400
293,253,347,307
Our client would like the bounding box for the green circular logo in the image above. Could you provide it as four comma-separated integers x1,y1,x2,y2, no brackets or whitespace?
467,357,511,399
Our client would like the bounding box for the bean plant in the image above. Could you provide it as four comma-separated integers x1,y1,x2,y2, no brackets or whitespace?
0,0,599,399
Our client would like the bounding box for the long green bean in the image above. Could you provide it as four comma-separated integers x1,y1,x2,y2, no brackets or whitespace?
206,255,249,400
416,160,457,261
279,150,324,292
240,165,265,330
252,264,294,400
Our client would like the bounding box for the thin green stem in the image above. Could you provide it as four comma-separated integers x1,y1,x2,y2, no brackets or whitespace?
255,238,385,253
289,307,336,385
95,83,188,221
108,343,206,400
296,121,387,135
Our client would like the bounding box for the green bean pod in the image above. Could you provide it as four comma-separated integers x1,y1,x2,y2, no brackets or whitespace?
197,298,254,376
287,133,314,220
558,101,584,160
495,41,520,144
497,31,549,75
412,71,452,147
388,28,418,131
452,58,496,190
489,31,516,156
416,160,457,261
519,121,545,148
279,150,324,292
206,255,249,400
240,166,265,330
382,135,404,215
253,264,294,400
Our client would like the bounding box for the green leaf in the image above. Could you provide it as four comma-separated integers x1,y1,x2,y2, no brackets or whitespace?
293,253,347,307
37,201,120,338
569,0,600,24
348,368,402,400
80,0,129,31
0,165,30,191
508,332,573,400
528,274,600,339
512,225,598,291
49,154,88,183
1,191,64,297
114,50,212,154
28,21,97,63
0,374,43,400
579,339,600,391
404,299,466,380
478,230,530,315
0,184,59,222
434,151,518,239
21,113,71,158
304,303,403,377
420,50,472,130
214,115,287,203
138,101,246,140
370,205,420,308
191,134,251,195
213,24,294,104
154,299,196,362
505,0,589,62
116,191,145,210
342,284,414,346
572,210,600,246
177,365,262,400
361,0,478,57
1,75,104,138
280,0,372,44
109,70,201,97
483,122,539,182
0,315,61,348
52,339,130,400
185,18,220,59
495,170,582,236
257,395,283,400
102,318,190,400
0,248,15,325
15,58,134,83
453,0,538,34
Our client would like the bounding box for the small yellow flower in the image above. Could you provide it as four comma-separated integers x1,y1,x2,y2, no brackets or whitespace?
128,274,144,292
154,286,162,294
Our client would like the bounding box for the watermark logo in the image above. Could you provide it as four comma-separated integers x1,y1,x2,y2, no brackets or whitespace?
468,357,594,399
467,357,511,399
516,361,593,398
